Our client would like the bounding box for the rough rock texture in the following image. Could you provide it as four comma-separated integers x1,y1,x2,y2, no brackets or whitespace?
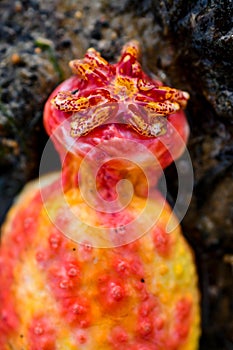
0,0,232,349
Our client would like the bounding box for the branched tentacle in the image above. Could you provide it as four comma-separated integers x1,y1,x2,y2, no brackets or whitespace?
144,100,180,116
71,103,118,137
128,104,167,137
157,86,190,108
51,41,189,138
85,48,111,72
121,40,141,60
69,60,110,85
51,91,90,112
116,40,142,78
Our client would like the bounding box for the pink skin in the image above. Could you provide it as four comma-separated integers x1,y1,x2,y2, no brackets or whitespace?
44,41,189,177
44,75,188,165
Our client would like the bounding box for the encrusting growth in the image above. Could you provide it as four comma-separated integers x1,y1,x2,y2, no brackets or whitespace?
0,41,200,349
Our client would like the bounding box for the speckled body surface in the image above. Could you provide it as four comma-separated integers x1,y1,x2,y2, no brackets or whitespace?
0,42,200,349
0,175,200,350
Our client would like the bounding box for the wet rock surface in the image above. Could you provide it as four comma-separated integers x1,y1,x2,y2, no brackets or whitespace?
0,1,232,349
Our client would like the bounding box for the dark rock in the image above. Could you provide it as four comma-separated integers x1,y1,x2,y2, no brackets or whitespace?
154,2,233,349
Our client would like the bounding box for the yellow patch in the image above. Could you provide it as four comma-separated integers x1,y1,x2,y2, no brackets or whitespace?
114,76,137,97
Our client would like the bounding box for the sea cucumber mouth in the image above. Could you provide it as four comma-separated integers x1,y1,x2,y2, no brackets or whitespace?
51,88,187,140
45,112,188,175
44,68,190,172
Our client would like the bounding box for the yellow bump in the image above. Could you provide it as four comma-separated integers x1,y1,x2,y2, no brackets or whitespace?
179,245,186,257
159,264,169,276
160,293,169,304
174,263,184,277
